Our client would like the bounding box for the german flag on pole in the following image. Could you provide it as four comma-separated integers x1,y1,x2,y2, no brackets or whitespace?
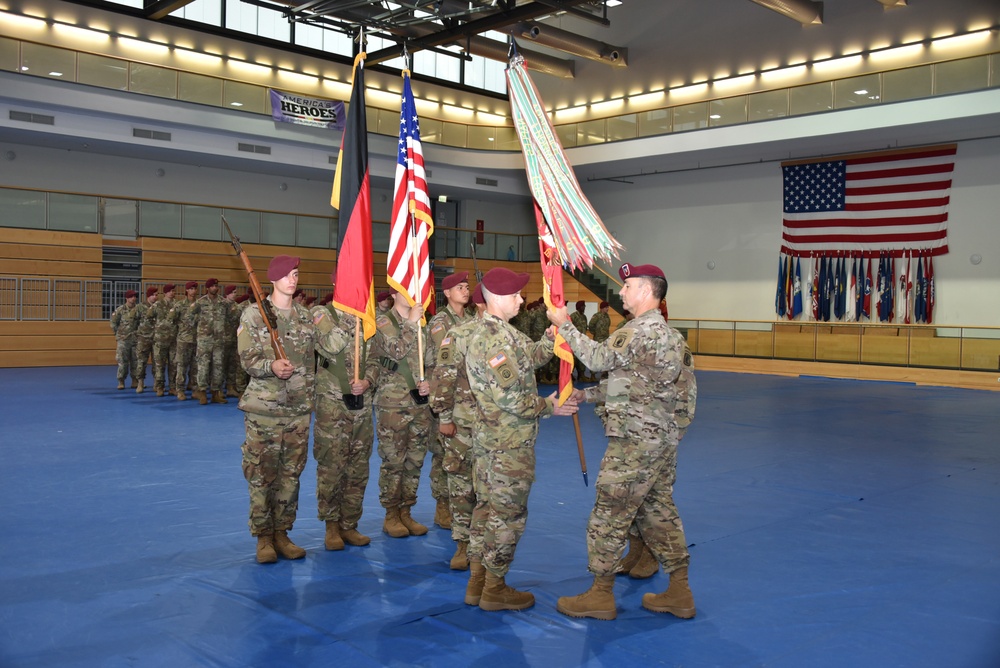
331,53,376,340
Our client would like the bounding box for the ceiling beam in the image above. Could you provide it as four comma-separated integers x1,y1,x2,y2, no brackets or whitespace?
143,0,196,20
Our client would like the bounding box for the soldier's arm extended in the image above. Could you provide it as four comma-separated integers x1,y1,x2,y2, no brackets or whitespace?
526,337,555,369
558,321,625,372
237,306,277,378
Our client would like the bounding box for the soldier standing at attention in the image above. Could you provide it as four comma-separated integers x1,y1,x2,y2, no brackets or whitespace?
375,290,394,315
222,285,242,398
311,291,381,551
429,282,485,571
570,300,590,382
588,301,612,382
151,283,178,397
464,267,578,612
425,271,474,531
238,255,317,564
549,262,696,621
370,292,432,538
134,286,158,394
110,289,141,390
193,277,228,405
173,281,199,401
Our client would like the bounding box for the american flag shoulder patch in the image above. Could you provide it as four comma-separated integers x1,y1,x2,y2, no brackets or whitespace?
441,336,452,346
313,311,326,325
236,324,244,336
488,351,507,368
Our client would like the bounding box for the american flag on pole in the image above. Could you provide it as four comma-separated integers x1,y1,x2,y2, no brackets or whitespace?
781,145,955,258
387,70,433,318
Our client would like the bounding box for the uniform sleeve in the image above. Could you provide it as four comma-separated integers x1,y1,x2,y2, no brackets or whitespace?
558,321,626,372
429,334,459,422
425,315,449,372
110,307,121,333
374,316,418,361
674,341,697,437
237,307,274,378
311,306,353,358
526,339,554,369
468,343,551,420
363,343,381,388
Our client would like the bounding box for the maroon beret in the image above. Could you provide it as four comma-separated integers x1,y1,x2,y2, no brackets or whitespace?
320,292,333,306
471,283,485,305
376,291,392,302
600,301,609,309
205,278,219,288
224,285,237,296
576,300,585,311
292,288,304,299
619,262,665,281
125,290,137,299
185,281,198,290
235,294,249,304
481,267,530,297
162,284,175,293
442,271,469,291
145,286,158,298
267,255,300,282
304,295,316,306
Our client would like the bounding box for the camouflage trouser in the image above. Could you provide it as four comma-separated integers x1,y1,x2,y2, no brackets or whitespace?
134,336,153,384
586,436,689,576
375,404,432,509
427,418,449,502
224,339,246,393
195,337,223,392
115,338,137,382
472,442,535,578
442,423,475,543
174,341,197,393
314,393,374,529
241,412,310,536
152,340,176,392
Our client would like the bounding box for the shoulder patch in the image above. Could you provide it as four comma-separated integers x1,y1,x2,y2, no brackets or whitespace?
430,323,445,335
683,344,694,368
487,349,518,389
376,315,391,328
610,329,634,350
437,337,453,364
313,310,326,325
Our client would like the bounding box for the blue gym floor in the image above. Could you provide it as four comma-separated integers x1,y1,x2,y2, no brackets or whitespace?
1,366,998,667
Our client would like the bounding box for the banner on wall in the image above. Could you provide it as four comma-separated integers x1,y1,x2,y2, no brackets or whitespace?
269,89,345,130
780,144,955,258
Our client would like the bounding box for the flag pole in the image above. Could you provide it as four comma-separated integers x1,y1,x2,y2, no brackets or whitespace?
408,200,425,380
353,317,361,383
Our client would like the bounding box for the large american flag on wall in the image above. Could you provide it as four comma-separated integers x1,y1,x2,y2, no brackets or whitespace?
780,144,955,258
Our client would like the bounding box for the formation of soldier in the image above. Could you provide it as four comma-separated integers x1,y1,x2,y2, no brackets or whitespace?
113,280,251,402
115,256,698,622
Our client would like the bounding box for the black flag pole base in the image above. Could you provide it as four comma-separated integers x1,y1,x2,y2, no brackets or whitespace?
582,471,589,487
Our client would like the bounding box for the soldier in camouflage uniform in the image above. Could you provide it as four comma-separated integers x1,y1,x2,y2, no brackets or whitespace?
134,286,158,393
550,262,696,621
150,283,178,397
238,255,327,564
222,285,243,397
173,281,199,400
192,278,228,404
311,299,380,551
370,291,432,538
424,271,474,533
110,289,141,390
587,301,612,383
570,300,590,382
463,268,578,612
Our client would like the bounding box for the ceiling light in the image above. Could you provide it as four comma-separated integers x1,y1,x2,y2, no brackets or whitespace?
854,89,868,95
606,0,623,7
48,71,63,76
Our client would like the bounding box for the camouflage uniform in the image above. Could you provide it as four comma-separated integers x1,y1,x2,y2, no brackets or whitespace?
558,309,691,577
110,301,141,385
371,309,432,512
224,298,245,394
570,309,589,381
193,292,228,394
237,300,317,537
425,305,475,508
134,298,156,387
312,305,380,532
173,297,199,394
465,313,555,578
151,296,178,394
429,315,482,545
588,310,611,343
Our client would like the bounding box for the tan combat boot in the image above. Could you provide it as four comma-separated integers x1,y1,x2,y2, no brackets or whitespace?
434,498,452,529
256,534,277,564
227,388,241,398
195,389,208,405
629,545,660,579
131,379,139,389
642,566,696,618
155,387,164,397
479,572,534,611
556,575,617,620
399,506,428,536
136,381,144,394
273,530,306,559
324,520,344,551
616,533,644,575
117,380,125,390
211,391,228,404
340,526,371,546
465,560,486,605
176,389,187,401
383,507,409,538
450,541,469,570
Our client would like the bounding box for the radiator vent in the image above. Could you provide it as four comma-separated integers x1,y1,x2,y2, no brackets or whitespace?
133,128,171,141
9,110,54,125
475,176,498,187
238,142,272,155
